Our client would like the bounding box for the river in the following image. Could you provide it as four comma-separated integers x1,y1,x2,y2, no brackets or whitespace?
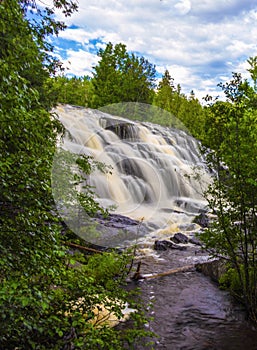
53,104,257,349
129,245,257,350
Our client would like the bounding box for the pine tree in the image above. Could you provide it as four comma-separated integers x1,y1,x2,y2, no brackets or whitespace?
90,42,156,107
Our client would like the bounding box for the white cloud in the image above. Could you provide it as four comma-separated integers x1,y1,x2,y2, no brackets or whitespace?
38,0,257,99
174,0,192,15
59,49,100,77
58,28,101,44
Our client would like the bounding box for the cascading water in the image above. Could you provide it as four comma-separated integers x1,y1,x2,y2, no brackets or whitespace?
52,105,257,348
52,104,210,247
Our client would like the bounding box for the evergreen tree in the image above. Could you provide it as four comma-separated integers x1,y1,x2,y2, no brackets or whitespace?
154,69,175,112
247,56,257,91
153,70,205,136
90,42,156,108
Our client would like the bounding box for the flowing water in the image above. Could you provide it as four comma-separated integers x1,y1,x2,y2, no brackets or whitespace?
53,104,209,245
130,248,257,350
53,104,257,349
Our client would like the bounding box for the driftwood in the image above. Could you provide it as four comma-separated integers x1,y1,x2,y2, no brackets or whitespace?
132,264,196,280
63,241,103,254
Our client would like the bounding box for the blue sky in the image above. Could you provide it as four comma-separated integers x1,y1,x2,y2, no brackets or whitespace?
42,0,257,100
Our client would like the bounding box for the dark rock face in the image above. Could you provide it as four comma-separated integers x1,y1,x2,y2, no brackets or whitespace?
154,240,187,251
90,213,150,247
188,236,202,246
196,259,227,283
99,117,139,140
96,213,139,228
193,212,210,228
170,232,202,247
171,232,189,244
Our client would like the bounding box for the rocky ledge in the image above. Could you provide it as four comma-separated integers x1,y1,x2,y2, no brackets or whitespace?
154,232,202,251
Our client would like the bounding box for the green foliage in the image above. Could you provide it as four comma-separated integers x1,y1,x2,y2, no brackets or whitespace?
90,42,156,108
219,265,251,296
200,68,257,321
153,69,175,113
0,1,152,348
153,70,205,137
0,0,61,273
247,56,257,91
50,75,92,106
0,242,151,349
52,150,111,219
20,0,78,70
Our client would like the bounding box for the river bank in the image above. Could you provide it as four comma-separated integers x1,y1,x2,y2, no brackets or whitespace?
126,246,257,350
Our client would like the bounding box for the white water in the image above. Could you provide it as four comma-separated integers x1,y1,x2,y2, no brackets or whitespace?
53,104,210,246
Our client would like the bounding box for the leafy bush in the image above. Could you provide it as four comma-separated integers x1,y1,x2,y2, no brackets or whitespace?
0,1,153,348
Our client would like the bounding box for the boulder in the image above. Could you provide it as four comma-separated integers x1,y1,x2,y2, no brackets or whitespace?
171,232,202,246
196,259,227,283
96,213,139,227
154,240,187,251
193,212,210,228
188,236,202,246
171,232,189,244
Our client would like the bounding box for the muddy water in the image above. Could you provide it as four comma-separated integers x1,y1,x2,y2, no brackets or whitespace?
131,248,257,350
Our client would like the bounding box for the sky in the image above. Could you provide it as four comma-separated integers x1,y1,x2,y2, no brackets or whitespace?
43,0,257,100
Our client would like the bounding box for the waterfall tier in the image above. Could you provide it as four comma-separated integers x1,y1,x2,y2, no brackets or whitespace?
52,104,210,247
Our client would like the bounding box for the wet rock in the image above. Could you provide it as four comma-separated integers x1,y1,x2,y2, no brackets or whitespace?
89,213,150,247
161,207,183,214
154,240,187,251
170,232,202,247
188,236,202,246
170,232,189,244
101,117,139,140
193,211,210,228
154,240,171,251
96,213,139,228
196,259,227,283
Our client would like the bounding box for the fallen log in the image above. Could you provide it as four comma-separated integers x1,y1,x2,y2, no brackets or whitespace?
134,264,196,280
63,241,103,254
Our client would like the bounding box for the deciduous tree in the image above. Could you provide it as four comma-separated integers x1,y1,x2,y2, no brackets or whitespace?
200,67,257,321
0,1,151,348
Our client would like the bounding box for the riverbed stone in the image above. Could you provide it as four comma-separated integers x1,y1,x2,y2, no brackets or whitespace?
170,232,189,244
196,259,227,283
188,236,202,246
96,213,139,227
193,212,210,228
154,240,187,251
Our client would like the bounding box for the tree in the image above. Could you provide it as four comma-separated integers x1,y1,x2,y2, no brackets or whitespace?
247,56,257,91
0,1,151,348
153,70,205,136
184,90,205,139
90,42,156,108
200,67,257,321
153,69,174,112
51,75,92,106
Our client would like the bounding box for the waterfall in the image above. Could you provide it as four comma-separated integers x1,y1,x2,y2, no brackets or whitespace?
52,104,210,247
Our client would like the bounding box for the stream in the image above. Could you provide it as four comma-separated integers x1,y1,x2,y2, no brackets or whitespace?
129,246,257,350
